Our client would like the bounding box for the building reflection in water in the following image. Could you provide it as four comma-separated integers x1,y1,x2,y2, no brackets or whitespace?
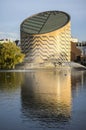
71,70,86,96
21,69,72,127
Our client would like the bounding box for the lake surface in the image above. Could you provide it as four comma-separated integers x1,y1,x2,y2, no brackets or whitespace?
0,69,86,130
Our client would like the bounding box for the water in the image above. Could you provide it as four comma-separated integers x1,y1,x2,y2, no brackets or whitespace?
0,69,86,130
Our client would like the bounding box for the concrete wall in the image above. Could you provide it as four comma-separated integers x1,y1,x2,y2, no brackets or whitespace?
21,22,71,65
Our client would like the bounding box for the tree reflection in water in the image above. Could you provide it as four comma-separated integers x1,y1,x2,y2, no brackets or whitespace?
21,70,72,128
0,72,24,92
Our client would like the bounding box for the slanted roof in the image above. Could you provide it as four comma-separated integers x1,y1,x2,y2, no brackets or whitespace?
21,11,70,34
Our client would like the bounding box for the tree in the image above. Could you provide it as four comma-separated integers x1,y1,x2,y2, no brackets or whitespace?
0,41,25,69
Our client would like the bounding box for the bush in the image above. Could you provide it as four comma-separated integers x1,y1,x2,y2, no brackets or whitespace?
0,41,25,69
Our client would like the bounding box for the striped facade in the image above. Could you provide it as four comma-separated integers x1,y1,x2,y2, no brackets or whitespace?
20,11,71,65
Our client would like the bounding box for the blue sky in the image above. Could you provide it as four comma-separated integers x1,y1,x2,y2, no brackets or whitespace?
0,0,86,41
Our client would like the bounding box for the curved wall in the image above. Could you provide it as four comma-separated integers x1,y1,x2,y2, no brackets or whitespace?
20,11,71,64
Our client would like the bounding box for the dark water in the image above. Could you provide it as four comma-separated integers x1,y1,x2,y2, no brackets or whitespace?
0,69,86,130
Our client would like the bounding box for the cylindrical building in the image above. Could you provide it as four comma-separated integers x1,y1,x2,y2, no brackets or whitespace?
20,11,71,65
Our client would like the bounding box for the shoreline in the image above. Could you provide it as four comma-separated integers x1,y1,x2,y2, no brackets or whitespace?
0,62,86,72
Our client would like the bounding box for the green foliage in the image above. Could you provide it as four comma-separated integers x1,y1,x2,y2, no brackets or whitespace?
0,41,25,69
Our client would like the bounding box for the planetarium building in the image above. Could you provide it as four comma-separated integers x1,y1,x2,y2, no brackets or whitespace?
20,11,71,65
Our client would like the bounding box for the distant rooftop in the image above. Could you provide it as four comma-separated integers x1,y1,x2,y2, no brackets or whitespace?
21,11,70,35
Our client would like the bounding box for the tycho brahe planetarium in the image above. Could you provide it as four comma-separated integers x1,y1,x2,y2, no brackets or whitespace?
20,11,71,66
